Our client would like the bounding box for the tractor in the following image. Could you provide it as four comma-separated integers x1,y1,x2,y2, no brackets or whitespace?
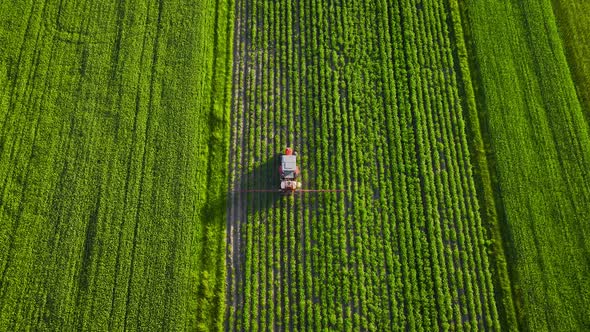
279,147,302,194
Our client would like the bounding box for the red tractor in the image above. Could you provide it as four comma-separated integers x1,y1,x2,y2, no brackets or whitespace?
279,147,301,194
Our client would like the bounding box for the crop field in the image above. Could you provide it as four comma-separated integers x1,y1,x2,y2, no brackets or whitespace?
0,0,232,330
460,0,590,330
550,0,590,118
225,0,515,330
1,0,590,331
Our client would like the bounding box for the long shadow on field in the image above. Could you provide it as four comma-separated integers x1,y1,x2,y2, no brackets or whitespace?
235,153,283,214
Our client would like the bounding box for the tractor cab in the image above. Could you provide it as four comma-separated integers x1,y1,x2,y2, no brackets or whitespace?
279,148,300,180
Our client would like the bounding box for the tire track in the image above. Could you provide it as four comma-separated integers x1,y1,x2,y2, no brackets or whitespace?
224,0,244,327
123,0,163,328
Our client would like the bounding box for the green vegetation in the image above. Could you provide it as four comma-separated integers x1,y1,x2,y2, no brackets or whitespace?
459,0,590,330
551,0,590,119
2,0,589,330
226,0,514,330
0,0,233,330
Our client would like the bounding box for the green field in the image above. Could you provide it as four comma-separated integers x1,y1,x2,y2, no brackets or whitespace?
460,0,590,330
0,0,232,330
225,0,515,330
1,0,589,331
551,0,590,119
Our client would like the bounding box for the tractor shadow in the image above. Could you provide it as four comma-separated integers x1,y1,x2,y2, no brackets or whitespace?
201,155,282,228
235,153,284,213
